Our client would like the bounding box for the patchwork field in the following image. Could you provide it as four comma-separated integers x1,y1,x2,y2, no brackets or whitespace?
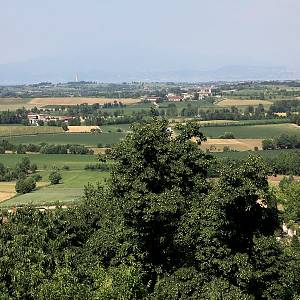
29,97,141,106
201,139,262,152
216,99,273,107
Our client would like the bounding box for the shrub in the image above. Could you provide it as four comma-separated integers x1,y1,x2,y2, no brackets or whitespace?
62,165,70,171
16,145,26,154
49,171,62,185
262,139,275,150
84,163,110,171
31,174,42,182
219,132,235,139
15,177,36,194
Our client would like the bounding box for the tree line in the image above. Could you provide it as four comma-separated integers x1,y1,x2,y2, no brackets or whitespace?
0,140,93,155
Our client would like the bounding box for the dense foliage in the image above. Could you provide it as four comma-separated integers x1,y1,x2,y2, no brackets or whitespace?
0,157,37,182
262,134,300,150
0,119,299,299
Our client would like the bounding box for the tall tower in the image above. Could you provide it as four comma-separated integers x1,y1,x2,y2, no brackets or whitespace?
75,73,79,82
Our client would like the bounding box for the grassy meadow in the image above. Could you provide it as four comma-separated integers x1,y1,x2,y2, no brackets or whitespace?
201,123,300,139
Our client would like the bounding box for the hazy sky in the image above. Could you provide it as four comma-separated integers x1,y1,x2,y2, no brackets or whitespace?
1,0,300,73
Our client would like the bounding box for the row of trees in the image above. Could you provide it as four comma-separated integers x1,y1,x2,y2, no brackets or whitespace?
262,134,300,150
0,119,299,298
0,140,93,155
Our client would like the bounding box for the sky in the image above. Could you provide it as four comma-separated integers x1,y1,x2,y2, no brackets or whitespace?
0,0,300,82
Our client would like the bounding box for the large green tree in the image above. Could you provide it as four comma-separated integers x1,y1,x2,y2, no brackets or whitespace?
0,118,299,299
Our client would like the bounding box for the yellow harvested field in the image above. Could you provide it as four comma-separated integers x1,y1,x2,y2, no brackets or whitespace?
0,182,16,202
67,126,101,133
29,97,141,106
216,99,273,106
274,112,287,117
0,192,16,202
200,138,262,152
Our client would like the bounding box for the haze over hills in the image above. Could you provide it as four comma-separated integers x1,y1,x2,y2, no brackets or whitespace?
0,60,299,85
1,0,300,85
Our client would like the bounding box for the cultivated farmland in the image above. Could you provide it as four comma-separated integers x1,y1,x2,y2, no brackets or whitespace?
5,132,125,146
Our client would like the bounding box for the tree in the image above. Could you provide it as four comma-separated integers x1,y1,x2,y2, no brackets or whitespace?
262,138,275,150
0,118,299,299
49,171,62,185
15,177,36,194
279,181,300,224
61,123,69,131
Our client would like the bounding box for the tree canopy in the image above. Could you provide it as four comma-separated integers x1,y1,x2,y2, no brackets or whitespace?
0,118,299,299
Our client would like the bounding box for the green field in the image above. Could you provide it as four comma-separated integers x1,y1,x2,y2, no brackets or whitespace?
0,125,63,137
212,149,300,160
4,132,126,146
0,154,97,169
201,123,300,139
0,170,108,207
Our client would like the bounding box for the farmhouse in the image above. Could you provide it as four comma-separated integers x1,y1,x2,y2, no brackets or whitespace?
27,114,39,125
197,87,212,99
27,113,75,125
145,96,160,102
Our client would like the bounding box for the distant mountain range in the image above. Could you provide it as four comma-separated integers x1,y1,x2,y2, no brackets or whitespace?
0,60,299,84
